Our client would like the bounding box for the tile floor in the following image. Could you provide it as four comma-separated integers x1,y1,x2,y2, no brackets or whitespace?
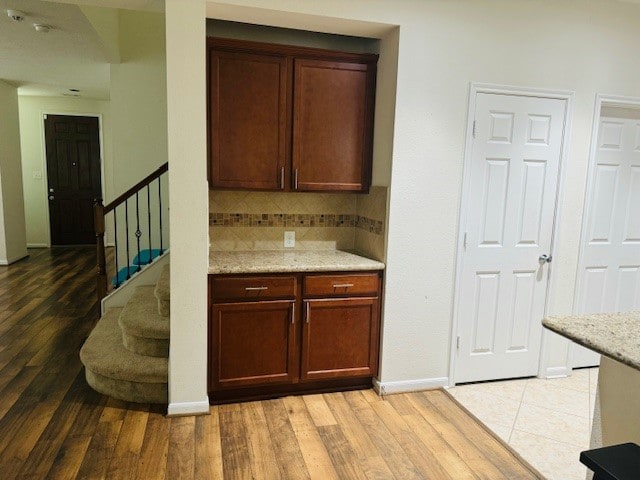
447,367,598,480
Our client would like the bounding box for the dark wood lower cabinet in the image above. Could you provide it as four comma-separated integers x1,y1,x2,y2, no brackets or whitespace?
301,298,379,381
210,300,297,390
208,271,382,403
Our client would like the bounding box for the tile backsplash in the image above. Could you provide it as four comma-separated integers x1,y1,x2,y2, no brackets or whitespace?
209,187,387,261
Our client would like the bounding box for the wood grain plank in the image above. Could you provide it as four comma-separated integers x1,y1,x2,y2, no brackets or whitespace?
106,405,150,479
45,434,93,480
370,398,454,479
134,405,170,480
262,399,311,480
303,394,337,426
404,413,482,480
243,401,282,479
283,396,339,480
425,390,539,478
218,403,253,480
166,415,195,480
194,409,223,480
317,425,369,480
343,391,423,480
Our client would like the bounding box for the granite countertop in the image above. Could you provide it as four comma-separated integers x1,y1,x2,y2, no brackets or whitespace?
542,312,640,371
209,250,385,275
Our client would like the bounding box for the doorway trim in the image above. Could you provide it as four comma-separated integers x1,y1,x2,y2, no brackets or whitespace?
569,93,640,367
38,111,106,247
448,83,575,386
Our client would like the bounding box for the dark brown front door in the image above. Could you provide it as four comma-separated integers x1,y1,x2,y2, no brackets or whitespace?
44,115,102,245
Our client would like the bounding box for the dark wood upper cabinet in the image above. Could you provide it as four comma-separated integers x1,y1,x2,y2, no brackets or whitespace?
208,49,289,189
207,38,378,193
293,59,374,192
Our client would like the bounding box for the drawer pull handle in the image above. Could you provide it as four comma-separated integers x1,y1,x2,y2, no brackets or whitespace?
245,286,268,291
332,283,354,289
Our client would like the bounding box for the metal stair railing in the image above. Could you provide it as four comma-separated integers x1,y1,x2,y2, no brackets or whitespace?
94,162,168,301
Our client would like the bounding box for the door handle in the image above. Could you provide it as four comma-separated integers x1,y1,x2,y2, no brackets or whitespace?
538,254,552,264
48,195,55,201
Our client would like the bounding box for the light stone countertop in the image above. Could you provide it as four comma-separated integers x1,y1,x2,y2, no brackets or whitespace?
542,312,640,372
209,250,385,275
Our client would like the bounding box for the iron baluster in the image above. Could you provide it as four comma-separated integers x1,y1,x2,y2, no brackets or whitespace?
135,192,141,272
114,208,119,288
158,177,163,254
147,184,152,264
125,199,131,280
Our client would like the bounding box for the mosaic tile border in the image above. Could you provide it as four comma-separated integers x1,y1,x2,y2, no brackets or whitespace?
209,213,384,235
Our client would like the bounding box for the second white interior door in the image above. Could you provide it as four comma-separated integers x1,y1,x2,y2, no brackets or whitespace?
455,91,567,384
573,109,640,368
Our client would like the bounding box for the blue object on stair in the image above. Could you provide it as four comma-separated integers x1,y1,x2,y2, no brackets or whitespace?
112,266,140,287
132,249,162,266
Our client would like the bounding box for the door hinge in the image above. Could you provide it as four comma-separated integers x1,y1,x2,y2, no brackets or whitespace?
463,232,467,251
472,120,477,138
44,114,48,120
456,336,461,350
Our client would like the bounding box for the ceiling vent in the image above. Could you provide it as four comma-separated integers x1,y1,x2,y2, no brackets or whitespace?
7,9,26,22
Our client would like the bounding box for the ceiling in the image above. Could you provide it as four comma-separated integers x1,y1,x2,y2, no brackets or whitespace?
0,0,162,100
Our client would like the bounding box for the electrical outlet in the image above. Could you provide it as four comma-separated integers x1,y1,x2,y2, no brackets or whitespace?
284,231,295,248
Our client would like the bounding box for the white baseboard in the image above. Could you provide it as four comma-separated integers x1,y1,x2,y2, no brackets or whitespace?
540,366,571,379
27,243,48,248
373,376,449,395
167,399,210,416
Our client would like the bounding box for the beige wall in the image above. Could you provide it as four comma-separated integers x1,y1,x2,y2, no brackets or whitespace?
18,96,112,246
110,9,168,194
166,0,209,415
164,0,640,408
0,80,27,264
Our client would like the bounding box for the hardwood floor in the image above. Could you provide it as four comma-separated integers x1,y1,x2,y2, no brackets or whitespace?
0,247,541,479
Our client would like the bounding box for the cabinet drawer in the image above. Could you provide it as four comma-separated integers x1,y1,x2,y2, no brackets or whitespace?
211,276,297,301
303,273,379,297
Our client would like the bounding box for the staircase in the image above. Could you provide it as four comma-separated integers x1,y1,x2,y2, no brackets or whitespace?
80,264,170,404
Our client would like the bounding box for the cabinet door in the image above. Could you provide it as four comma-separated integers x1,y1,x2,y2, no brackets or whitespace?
292,58,375,192
210,300,297,389
301,297,379,381
209,50,289,189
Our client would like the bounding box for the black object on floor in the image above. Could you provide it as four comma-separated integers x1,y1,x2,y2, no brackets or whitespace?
580,442,640,480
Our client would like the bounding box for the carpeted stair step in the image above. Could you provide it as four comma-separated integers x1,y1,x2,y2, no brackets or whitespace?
119,286,169,357
80,308,168,404
154,264,170,317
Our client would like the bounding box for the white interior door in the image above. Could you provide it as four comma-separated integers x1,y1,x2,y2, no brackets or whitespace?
455,92,567,384
573,111,640,368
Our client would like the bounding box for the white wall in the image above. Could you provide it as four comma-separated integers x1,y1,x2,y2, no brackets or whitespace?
165,0,209,415
18,96,112,247
165,0,640,406
0,80,28,264
110,9,167,192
